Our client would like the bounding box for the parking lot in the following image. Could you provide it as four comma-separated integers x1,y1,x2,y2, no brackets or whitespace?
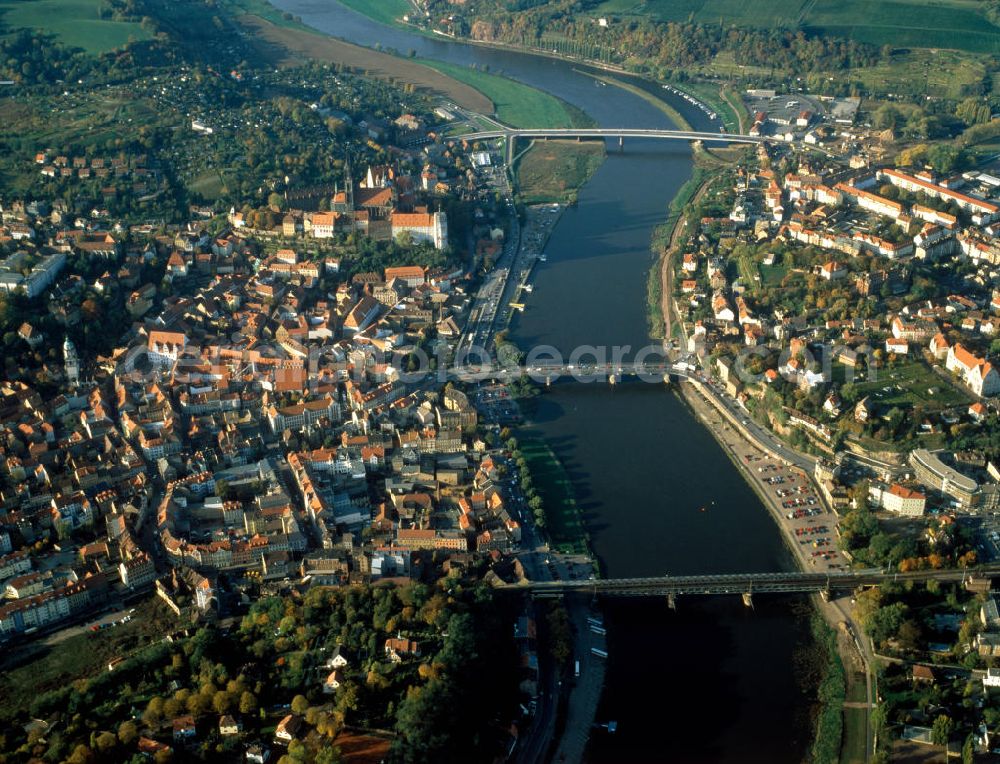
744,453,847,570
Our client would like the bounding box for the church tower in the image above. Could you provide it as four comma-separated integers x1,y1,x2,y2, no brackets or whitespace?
64,336,80,389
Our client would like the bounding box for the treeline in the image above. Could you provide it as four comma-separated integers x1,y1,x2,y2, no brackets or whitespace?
464,8,880,75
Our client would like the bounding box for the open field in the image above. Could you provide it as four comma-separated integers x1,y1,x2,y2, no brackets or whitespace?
519,434,588,555
514,139,605,204
853,360,971,410
805,0,1000,54
759,263,789,288
237,16,493,113
420,60,587,128
841,706,867,764
595,0,1000,55
189,169,227,201
594,0,807,26
0,0,151,53
336,0,411,28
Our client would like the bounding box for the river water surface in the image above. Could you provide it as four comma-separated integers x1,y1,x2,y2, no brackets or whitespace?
270,3,819,760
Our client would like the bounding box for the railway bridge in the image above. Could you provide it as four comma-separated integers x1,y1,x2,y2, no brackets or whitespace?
499,567,991,608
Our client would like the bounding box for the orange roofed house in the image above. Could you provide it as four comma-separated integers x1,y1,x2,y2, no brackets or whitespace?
384,637,421,662
147,331,188,367
946,343,1000,397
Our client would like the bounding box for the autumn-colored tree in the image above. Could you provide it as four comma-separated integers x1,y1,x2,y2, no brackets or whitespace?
117,720,138,745
291,694,309,715
238,691,258,715
95,731,117,753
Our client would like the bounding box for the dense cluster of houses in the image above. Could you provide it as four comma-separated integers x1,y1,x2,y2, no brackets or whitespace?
678,133,1000,515
0,127,527,640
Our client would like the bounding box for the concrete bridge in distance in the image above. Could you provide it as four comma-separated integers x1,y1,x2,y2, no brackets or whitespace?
450,127,769,161
499,566,992,605
444,361,687,384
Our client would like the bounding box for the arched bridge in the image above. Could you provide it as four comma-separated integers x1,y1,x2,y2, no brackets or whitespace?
500,566,990,598
444,361,686,383
451,127,770,160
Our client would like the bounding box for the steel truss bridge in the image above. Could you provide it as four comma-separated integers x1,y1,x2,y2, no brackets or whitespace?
503,567,990,599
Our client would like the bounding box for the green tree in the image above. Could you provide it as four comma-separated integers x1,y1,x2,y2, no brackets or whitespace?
144,697,165,726
238,691,258,715
864,601,909,645
931,714,954,745
291,694,309,715
926,144,965,175
962,732,976,763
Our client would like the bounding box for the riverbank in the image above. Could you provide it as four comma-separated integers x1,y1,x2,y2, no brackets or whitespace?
654,168,712,340
677,379,869,762
238,14,494,113
516,433,590,556
420,60,593,129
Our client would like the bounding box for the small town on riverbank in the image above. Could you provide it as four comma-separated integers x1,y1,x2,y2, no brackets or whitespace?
9,0,1000,762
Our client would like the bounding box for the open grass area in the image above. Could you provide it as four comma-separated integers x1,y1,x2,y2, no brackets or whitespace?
519,434,588,555
419,60,587,128
737,255,759,293
595,0,806,26
222,0,310,30
805,0,1000,54
335,0,411,28
514,139,605,204
0,0,151,53
189,169,227,201
596,0,1000,56
759,263,789,288
841,707,867,764
853,360,972,410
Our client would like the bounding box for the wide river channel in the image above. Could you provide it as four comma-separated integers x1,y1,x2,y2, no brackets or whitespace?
271,3,819,760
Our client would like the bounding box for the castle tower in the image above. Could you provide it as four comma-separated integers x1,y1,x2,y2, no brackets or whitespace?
63,336,80,389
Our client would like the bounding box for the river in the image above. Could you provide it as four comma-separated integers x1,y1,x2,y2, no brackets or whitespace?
270,3,820,761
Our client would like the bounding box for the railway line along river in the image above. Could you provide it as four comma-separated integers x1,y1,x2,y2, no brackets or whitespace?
271,2,822,760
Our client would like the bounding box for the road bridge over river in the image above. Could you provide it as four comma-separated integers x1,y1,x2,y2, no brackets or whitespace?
444,360,685,384
451,127,770,161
